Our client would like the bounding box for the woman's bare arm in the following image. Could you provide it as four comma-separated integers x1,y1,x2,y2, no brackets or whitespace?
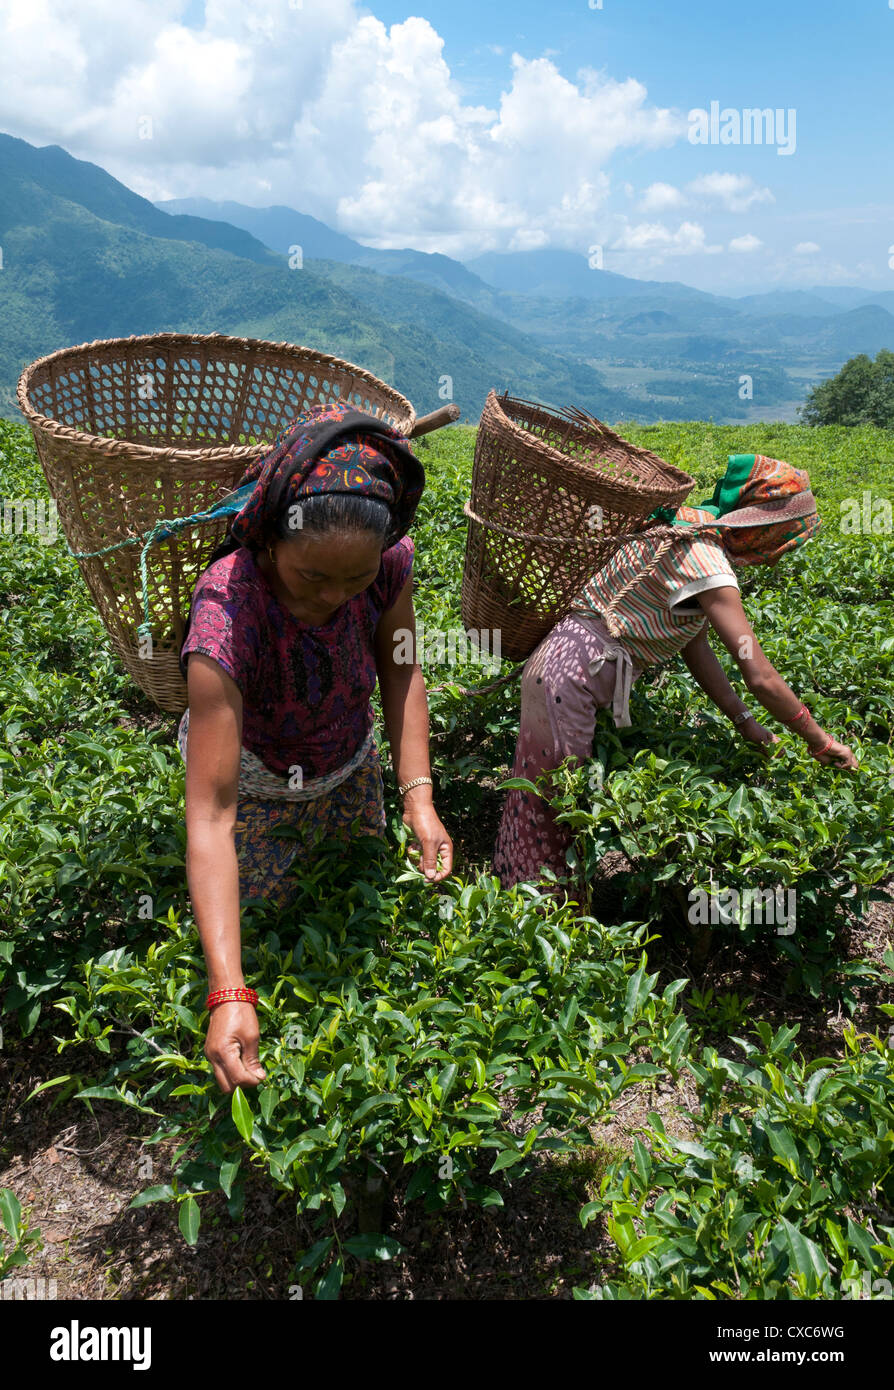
681,622,780,750
680,623,753,722
185,653,266,1090
685,587,857,768
374,576,454,880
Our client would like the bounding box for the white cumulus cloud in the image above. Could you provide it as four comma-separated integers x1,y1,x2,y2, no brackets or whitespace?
728,234,763,253
638,182,686,212
687,172,774,213
613,220,718,255
0,0,687,256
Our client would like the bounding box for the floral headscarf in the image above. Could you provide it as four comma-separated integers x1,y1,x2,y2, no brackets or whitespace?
178,401,424,675
226,399,424,551
653,453,821,566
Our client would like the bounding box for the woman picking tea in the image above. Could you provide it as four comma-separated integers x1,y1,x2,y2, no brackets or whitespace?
178,401,453,1092
493,453,858,888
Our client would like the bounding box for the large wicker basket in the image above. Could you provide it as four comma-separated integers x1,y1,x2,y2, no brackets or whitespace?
461,392,695,661
17,332,417,714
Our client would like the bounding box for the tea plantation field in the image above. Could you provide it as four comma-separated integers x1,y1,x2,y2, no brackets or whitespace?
0,416,892,1300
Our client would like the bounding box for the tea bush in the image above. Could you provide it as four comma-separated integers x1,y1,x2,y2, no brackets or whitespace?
48,837,689,1296
2,415,892,1298
541,732,893,1003
576,1011,894,1300
0,423,186,1033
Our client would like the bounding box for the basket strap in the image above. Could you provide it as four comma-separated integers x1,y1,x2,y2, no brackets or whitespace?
463,500,623,548
65,489,252,646
426,661,527,699
584,527,680,639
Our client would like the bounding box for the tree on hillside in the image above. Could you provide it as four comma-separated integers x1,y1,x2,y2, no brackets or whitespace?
800,349,894,427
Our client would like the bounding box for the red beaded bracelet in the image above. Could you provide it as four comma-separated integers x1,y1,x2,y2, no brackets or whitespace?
808,734,835,761
206,987,259,1010
782,703,810,728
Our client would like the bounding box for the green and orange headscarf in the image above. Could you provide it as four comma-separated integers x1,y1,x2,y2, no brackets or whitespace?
653,453,821,566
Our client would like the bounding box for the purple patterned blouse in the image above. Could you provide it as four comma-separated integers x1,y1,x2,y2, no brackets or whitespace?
180,536,414,778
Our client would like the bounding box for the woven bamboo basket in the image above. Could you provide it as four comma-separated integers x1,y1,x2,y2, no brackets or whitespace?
16,332,418,714
461,392,696,661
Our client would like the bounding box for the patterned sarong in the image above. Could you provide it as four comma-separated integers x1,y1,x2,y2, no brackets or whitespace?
177,715,386,908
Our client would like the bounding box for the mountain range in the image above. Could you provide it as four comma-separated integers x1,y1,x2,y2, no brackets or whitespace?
2,131,892,429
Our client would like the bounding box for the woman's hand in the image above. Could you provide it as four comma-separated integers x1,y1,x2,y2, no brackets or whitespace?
205,1002,266,1094
375,582,455,884
402,801,454,882
808,735,859,769
690,594,858,774
738,715,779,751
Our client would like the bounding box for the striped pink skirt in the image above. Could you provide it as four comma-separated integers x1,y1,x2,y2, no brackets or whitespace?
492,611,642,890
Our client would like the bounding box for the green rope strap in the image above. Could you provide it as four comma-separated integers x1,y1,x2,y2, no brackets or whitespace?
65,491,525,696
66,492,250,643
426,662,526,699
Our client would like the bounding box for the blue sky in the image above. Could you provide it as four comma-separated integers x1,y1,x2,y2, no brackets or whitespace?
364,0,894,290
1,0,891,294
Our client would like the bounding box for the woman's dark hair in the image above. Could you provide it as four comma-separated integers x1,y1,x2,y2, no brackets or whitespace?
271,492,396,550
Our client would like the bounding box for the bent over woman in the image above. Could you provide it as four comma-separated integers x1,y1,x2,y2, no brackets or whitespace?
493,453,858,889
178,401,453,1092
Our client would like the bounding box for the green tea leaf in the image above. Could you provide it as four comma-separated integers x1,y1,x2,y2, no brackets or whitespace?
231,1086,254,1143
343,1234,403,1261
315,1258,344,1300
128,1185,175,1210
0,1188,22,1239
178,1196,201,1246
218,1161,240,1199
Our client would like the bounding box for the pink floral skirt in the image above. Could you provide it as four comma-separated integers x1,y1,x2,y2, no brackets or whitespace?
492,612,641,890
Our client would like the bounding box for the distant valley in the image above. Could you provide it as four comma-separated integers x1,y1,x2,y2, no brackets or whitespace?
1,132,891,429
